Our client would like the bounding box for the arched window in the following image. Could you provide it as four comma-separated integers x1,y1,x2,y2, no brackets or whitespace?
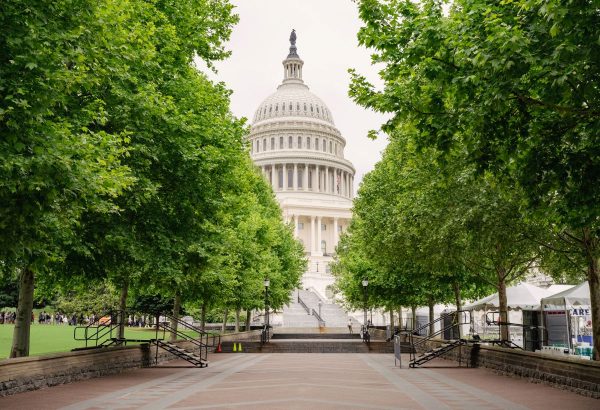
297,102,300,110
269,105,272,112
289,103,293,111
263,139,266,151
316,106,320,114
282,103,285,111
298,136,302,148
315,138,319,150
287,168,293,188
304,103,307,111
307,137,311,148
310,104,314,112
278,169,283,188
270,137,275,149
321,240,327,255
329,141,333,153
256,140,259,152
323,140,327,152
288,136,293,148
275,104,278,112
279,136,283,148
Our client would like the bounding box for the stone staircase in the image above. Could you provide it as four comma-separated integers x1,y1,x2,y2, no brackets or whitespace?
297,289,350,328
282,300,320,327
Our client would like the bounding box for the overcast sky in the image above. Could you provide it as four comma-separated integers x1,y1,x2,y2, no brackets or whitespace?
202,0,389,188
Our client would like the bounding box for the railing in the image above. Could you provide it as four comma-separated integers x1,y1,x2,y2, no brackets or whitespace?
407,310,471,364
298,295,326,326
311,309,326,327
155,318,212,364
73,310,125,348
297,295,311,314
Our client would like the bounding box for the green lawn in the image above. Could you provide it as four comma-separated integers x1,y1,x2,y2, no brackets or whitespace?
0,325,173,359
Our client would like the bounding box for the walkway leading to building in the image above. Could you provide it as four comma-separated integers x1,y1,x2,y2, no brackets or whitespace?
0,353,597,409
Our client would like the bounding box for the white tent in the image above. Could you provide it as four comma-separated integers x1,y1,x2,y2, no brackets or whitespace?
541,282,590,311
465,283,556,311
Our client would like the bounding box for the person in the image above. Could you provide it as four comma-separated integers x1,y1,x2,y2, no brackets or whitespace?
347,318,353,334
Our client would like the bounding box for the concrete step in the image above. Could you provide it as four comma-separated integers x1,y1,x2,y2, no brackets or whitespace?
217,340,396,353
272,333,360,340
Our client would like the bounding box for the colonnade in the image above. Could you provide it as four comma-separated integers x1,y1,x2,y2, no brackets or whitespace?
260,163,354,198
288,214,343,257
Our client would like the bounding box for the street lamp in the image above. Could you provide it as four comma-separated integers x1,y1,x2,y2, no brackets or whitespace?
264,279,270,331
362,279,369,327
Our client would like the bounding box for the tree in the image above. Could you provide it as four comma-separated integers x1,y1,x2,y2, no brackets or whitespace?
350,0,600,356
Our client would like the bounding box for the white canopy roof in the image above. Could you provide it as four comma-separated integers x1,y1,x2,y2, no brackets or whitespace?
465,283,558,311
541,281,590,311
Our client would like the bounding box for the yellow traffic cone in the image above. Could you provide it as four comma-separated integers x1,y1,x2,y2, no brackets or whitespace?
232,342,237,352
239,343,243,352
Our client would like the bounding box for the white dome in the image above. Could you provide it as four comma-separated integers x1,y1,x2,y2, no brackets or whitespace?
253,83,335,125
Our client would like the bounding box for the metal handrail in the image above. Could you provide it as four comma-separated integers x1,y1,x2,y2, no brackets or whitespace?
157,321,209,363
163,314,220,348
311,309,326,327
74,310,124,347
297,296,311,314
408,310,471,363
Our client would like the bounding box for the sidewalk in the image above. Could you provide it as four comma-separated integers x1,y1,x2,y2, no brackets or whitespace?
0,353,597,409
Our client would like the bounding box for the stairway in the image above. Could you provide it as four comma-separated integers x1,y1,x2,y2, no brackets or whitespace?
282,300,320,327
294,289,350,328
154,340,208,367
409,339,465,368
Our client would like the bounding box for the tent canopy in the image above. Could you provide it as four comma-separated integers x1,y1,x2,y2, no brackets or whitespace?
465,283,559,311
541,281,590,311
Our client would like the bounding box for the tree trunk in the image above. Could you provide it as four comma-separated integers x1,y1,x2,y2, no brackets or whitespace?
200,303,206,331
389,309,394,330
10,268,35,358
497,274,509,341
117,280,128,340
453,282,462,339
428,297,435,337
411,305,416,331
582,227,600,360
246,310,251,331
398,307,403,330
170,293,181,341
235,308,240,332
221,308,228,333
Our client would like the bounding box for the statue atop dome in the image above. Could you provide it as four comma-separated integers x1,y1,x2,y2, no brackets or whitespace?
287,29,299,58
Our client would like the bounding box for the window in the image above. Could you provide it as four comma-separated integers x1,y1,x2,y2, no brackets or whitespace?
310,104,314,112
321,224,326,231
298,222,304,230
298,169,303,188
308,170,312,189
297,102,300,110
269,105,272,112
263,139,266,151
270,137,275,149
307,137,311,148
279,136,283,148
289,103,292,110
321,240,326,254
329,141,333,153
256,140,259,152
288,136,293,148
316,106,320,113
338,225,343,233
287,169,293,188
278,169,283,188
298,136,302,148
315,138,319,150
304,103,307,111
282,102,285,111
323,141,327,152
275,104,278,112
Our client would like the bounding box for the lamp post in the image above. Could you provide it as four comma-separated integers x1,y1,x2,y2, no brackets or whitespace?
362,279,369,326
264,279,270,331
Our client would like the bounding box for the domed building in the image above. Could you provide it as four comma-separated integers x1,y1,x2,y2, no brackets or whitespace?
249,31,355,303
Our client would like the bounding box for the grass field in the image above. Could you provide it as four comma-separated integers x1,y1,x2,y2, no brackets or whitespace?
0,325,174,359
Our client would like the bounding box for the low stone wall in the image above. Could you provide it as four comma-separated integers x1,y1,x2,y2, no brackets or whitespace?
413,337,600,398
0,331,260,397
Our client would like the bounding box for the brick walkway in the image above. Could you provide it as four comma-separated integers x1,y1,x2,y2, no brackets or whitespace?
0,353,597,409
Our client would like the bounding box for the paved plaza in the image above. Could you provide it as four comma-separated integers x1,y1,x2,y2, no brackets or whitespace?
0,353,597,409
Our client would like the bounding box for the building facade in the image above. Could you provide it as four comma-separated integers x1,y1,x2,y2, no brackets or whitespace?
249,31,355,300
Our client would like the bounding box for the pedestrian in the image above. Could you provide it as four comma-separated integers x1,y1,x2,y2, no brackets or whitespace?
348,318,353,334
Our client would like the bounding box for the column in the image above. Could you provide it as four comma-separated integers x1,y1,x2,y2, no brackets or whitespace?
283,163,288,191
304,164,309,191
274,165,279,191
324,167,328,193
293,163,298,190
310,216,316,254
317,216,322,256
333,217,339,249
313,165,321,192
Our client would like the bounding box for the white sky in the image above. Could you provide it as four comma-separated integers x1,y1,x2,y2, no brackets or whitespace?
202,0,389,188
